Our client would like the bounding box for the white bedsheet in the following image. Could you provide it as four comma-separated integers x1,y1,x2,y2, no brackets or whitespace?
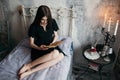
0,37,73,80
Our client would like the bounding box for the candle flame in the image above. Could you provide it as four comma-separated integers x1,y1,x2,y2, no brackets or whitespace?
109,18,112,22
117,20,119,23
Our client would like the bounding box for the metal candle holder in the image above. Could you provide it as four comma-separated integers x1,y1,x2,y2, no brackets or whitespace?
101,27,116,46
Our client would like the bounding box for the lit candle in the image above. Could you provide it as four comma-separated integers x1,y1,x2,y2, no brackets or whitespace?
103,13,107,28
108,18,112,32
114,20,119,35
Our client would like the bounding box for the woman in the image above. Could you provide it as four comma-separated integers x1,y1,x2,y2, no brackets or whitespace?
18,5,64,80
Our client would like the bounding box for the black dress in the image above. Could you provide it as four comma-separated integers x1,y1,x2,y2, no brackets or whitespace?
28,19,64,61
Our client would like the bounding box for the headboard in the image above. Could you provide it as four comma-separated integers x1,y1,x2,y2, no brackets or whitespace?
18,5,76,37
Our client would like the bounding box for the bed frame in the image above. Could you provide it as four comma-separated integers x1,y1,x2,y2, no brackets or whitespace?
0,5,74,80
18,5,76,37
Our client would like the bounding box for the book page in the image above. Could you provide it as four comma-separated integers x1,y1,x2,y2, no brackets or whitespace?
45,41,63,48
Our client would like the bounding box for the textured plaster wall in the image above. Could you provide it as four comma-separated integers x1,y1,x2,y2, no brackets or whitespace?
73,0,120,65
73,0,103,65
7,0,120,65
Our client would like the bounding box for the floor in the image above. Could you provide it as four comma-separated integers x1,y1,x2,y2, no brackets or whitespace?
71,63,115,80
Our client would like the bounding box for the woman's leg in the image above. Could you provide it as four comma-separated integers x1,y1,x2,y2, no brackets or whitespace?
19,49,59,74
20,53,64,80
30,49,59,67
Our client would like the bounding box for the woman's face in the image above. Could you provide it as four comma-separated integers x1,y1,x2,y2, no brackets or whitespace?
40,16,48,25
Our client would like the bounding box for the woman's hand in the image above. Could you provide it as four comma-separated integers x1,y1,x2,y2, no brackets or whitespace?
39,45,48,50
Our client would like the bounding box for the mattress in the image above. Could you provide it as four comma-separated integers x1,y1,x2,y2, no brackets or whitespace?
0,37,73,80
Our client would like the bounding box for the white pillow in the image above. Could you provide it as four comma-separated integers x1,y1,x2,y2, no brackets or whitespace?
58,37,73,56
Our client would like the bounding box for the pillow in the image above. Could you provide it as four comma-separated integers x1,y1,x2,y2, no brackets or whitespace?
58,37,73,56
20,37,30,48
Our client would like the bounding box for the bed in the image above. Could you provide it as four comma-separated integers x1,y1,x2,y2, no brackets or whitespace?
0,36,73,80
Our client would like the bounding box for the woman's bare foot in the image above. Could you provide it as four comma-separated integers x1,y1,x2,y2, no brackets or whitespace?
19,70,33,80
19,64,31,75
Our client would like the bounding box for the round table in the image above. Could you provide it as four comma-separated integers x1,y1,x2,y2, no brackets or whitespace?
82,44,115,80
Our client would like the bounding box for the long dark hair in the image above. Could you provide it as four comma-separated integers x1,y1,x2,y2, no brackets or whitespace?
32,5,52,27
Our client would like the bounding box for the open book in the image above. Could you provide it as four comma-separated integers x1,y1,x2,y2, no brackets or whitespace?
45,41,63,48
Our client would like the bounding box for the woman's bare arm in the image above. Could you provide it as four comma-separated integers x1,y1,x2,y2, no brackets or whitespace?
29,37,48,50
51,31,58,43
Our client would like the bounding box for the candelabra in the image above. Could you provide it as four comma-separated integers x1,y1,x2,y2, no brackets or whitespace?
101,27,116,46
